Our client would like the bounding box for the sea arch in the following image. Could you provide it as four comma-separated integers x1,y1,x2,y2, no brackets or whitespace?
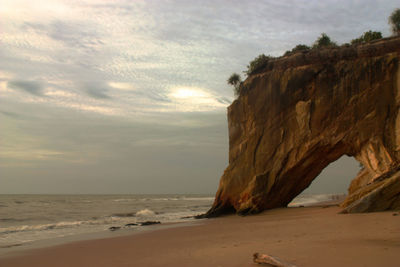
206,39,400,216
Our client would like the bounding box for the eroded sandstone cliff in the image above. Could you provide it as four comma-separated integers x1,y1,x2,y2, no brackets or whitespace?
207,37,400,216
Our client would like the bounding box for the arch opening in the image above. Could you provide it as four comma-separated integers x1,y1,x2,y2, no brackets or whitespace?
289,155,361,207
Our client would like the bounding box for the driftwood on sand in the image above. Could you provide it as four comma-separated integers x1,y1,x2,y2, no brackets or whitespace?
253,253,297,267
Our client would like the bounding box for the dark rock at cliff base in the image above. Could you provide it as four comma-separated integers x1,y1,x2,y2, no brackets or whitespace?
125,223,138,227
181,215,197,219
139,221,161,226
109,226,121,231
207,37,400,217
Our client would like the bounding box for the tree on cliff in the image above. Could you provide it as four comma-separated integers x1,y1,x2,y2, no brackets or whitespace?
351,31,382,45
284,44,310,56
289,44,310,53
227,73,242,96
245,54,272,76
389,8,400,35
312,33,337,49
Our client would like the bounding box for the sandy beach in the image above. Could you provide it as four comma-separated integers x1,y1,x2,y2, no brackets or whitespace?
0,205,399,267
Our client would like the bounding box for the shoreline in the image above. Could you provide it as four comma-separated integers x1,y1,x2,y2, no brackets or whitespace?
1,204,399,267
0,219,206,259
0,194,342,257
0,196,343,258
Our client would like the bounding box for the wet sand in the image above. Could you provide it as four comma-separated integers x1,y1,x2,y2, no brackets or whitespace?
0,205,399,267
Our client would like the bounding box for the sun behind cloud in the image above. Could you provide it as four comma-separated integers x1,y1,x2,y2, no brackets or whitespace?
168,87,228,112
169,87,207,99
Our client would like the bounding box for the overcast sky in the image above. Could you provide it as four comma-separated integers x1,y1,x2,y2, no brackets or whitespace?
1,0,398,194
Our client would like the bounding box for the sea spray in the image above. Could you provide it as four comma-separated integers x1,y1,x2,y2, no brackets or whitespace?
135,209,156,217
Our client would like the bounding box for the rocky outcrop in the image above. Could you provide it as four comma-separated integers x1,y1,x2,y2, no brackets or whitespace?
207,37,400,217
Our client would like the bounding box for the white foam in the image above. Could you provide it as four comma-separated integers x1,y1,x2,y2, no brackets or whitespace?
0,218,119,235
135,209,155,217
182,197,214,201
112,198,133,202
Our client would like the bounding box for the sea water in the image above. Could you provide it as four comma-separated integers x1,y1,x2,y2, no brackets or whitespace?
0,194,214,249
0,193,341,250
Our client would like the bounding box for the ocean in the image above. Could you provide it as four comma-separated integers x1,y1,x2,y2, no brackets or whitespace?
0,193,341,251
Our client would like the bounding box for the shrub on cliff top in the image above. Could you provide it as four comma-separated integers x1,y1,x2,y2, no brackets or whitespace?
291,44,310,53
312,33,338,49
389,8,400,35
245,54,273,76
227,73,242,96
284,44,310,56
351,30,382,45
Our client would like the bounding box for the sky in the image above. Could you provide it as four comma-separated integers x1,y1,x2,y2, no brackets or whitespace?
0,0,398,194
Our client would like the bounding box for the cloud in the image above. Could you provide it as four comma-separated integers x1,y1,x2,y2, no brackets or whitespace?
44,88,77,98
216,97,231,105
0,110,21,119
86,88,110,99
46,20,104,52
0,71,14,81
7,80,44,96
2,0,398,117
0,148,65,161
64,103,119,116
80,81,111,99
1,0,399,193
108,82,135,91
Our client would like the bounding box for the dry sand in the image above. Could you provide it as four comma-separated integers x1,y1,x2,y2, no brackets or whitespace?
0,205,399,267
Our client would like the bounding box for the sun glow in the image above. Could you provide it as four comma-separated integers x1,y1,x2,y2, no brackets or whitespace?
167,86,228,112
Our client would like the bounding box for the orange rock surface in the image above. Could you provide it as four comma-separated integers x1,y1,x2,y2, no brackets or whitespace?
207,37,400,216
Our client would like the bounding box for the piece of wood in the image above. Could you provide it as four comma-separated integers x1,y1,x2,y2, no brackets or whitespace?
253,252,297,267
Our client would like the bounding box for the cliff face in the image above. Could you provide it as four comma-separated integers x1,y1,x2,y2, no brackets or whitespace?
207,37,400,216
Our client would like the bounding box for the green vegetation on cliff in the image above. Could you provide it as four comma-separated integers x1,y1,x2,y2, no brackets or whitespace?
284,44,310,57
351,31,382,45
227,73,242,96
227,7,399,97
245,54,273,76
312,33,338,49
389,8,400,35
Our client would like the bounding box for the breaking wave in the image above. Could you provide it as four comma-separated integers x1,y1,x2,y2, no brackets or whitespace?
0,218,117,235
135,209,155,217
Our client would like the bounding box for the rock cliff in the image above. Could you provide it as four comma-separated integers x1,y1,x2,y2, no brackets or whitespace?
207,37,400,217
